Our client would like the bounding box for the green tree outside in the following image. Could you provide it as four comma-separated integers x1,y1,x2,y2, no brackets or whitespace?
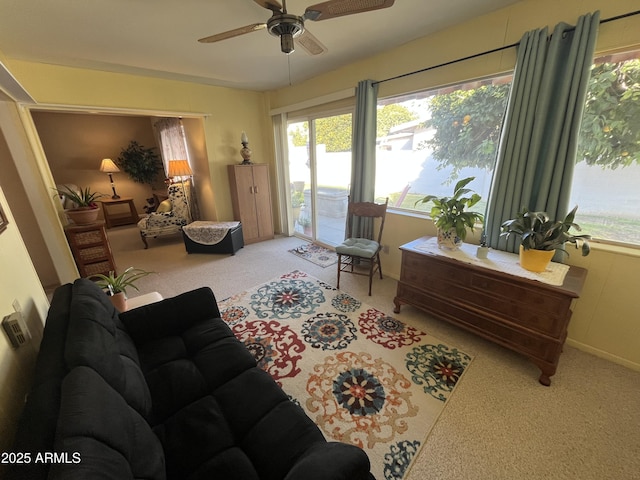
424,59,640,176
289,106,416,152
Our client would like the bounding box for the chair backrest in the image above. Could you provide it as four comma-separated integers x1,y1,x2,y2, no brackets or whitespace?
167,182,191,220
346,197,388,243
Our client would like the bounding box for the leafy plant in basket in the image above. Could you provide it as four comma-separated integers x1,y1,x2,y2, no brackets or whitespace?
500,206,591,272
415,176,484,248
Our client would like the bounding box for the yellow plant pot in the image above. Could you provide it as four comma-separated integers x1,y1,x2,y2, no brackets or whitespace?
519,245,554,272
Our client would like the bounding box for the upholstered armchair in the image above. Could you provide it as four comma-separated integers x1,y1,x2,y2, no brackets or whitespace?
137,183,191,248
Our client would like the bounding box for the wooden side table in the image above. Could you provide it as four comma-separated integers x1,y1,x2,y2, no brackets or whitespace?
64,221,116,278
100,197,139,228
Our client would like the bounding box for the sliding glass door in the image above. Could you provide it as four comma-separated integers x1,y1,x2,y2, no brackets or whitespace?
286,112,352,246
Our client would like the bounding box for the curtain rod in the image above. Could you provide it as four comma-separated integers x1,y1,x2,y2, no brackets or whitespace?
372,9,640,87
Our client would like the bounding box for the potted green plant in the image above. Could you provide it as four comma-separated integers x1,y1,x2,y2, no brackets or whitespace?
415,176,484,249
291,191,304,221
117,140,162,185
500,206,591,272
93,267,154,311
53,185,105,225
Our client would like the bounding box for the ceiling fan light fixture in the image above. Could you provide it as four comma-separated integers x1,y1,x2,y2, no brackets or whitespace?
280,33,295,54
267,14,304,38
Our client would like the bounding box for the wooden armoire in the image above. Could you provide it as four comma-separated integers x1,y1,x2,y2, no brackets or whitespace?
227,164,274,244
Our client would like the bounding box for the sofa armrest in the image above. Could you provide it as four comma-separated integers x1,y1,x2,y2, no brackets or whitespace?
120,287,221,344
284,442,374,480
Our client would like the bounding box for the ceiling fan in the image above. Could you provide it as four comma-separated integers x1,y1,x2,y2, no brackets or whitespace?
198,0,395,55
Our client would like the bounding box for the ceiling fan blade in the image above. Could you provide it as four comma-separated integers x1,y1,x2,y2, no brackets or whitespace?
198,23,267,43
296,29,327,55
304,0,395,21
253,0,283,13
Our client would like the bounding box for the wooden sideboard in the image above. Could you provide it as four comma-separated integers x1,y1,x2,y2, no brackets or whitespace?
393,237,587,386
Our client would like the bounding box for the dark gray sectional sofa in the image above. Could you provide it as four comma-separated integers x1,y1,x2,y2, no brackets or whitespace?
7,278,373,479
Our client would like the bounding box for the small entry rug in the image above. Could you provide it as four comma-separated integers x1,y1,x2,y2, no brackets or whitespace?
288,243,338,267
218,271,472,480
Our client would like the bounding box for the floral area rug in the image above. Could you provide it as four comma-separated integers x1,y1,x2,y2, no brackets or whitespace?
288,243,338,267
218,271,472,480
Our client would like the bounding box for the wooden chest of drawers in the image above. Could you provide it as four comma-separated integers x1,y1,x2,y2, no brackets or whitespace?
64,221,117,278
393,237,587,385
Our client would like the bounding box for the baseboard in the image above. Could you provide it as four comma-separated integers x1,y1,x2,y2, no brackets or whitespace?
565,338,640,372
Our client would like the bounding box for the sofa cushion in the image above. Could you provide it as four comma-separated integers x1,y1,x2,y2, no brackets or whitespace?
136,315,256,424
64,279,152,418
216,368,327,480
153,396,260,480
49,366,165,480
137,315,333,480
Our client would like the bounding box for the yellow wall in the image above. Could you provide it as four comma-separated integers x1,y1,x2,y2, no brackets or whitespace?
268,0,640,370
0,186,48,454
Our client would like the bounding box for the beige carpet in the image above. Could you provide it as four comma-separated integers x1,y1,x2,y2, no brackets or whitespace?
107,225,640,480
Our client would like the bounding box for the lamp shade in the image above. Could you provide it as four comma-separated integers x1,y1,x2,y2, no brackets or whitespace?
99,158,120,173
167,160,193,177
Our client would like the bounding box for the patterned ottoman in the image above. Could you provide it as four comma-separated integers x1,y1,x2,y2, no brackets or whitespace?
182,221,244,255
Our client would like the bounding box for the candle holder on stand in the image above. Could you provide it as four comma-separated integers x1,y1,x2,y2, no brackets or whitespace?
240,131,252,165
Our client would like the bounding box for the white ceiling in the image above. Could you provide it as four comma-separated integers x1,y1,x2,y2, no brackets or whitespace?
0,0,521,91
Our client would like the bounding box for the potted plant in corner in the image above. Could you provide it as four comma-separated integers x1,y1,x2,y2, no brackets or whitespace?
500,206,591,272
117,140,162,185
53,185,105,225
415,176,484,249
93,267,154,312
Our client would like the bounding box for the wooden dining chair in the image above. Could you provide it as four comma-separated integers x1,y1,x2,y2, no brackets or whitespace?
336,197,388,295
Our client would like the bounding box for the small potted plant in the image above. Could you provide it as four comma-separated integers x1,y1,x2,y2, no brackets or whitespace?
53,185,105,225
291,191,304,221
93,267,154,311
500,206,591,272
415,176,484,249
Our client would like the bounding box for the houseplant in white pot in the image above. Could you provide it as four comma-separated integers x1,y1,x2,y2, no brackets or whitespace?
500,206,591,272
94,267,154,312
53,185,105,225
415,176,484,249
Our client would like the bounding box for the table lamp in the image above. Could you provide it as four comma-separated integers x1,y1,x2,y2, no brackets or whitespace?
100,158,121,199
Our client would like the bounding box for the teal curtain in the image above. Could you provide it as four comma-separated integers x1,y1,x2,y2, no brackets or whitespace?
348,79,379,238
485,12,600,253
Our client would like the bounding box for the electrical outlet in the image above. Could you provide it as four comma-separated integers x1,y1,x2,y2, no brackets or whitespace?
12,299,21,312
382,244,390,254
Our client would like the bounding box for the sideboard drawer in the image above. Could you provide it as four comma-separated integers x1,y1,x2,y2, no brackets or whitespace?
401,251,569,336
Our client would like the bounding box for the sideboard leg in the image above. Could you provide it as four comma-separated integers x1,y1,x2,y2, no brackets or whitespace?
393,298,401,314
538,373,551,386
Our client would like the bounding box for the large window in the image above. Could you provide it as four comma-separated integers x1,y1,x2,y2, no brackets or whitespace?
571,49,640,246
374,75,512,215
